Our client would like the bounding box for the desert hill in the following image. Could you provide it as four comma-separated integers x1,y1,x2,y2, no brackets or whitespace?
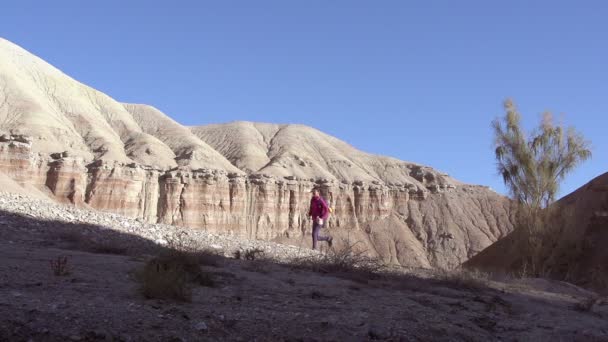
465,172,608,291
191,121,458,188
0,37,513,268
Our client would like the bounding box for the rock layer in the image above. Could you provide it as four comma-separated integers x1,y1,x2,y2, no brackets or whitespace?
0,137,513,268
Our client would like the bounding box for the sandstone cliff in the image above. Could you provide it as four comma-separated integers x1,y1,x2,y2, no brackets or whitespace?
0,37,513,268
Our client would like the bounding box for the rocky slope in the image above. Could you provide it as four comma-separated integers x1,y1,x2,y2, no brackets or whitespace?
1,192,607,341
0,192,320,260
465,172,608,291
0,37,513,268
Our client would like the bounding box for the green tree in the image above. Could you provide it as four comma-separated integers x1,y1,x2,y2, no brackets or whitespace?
493,99,592,209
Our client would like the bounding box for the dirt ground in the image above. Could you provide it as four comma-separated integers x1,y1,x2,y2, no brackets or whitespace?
2,231,608,341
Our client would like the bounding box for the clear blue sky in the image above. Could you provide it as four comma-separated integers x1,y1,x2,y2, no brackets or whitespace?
2,1,606,197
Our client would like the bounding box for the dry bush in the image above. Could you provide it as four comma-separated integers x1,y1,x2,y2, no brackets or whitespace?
573,296,599,313
291,240,386,283
233,250,242,260
52,229,131,255
164,231,223,267
136,250,217,302
244,248,265,261
433,268,490,291
234,248,265,261
54,229,85,244
181,249,223,268
50,255,70,276
138,258,191,302
158,250,218,286
235,248,274,274
85,241,129,255
242,260,271,274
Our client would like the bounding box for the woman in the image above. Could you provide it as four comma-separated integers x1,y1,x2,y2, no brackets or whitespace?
308,188,333,250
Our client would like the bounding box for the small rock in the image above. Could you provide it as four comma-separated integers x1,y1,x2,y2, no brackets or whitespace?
118,334,133,342
368,325,391,340
194,321,208,332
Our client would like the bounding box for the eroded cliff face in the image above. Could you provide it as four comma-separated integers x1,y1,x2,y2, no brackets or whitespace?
0,136,513,269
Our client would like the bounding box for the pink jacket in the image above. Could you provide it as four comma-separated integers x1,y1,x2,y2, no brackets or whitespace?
308,196,329,220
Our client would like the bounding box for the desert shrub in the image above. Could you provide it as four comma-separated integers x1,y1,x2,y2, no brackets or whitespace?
138,258,192,301
234,248,265,261
244,248,265,261
573,296,599,313
291,240,386,283
162,230,223,267
242,260,271,274
183,249,223,268
52,228,131,255
233,250,242,260
50,255,70,276
434,268,489,291
234,248,272,274
136,250,217,302
86,240,129,255
54,229,85,244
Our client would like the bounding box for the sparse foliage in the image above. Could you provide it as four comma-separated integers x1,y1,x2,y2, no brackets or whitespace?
50,255,70,276
245,248,264,261
233,250,242,260
87,242,129,255
573,296,599,313
242,260,271,274
434,268,489,290
292,240,386,283
233,248,265,261
235,248,271,273
54,229,130,255
493,99,591,209
164,231,223,267
136,250,216,302
138,257,192,302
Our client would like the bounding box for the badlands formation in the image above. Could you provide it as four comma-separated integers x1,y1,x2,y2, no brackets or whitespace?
0,37,513,268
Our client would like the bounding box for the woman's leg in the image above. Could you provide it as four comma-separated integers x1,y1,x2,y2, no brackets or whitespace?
317,221,329,242
312,221,319,249
312,221,331,250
